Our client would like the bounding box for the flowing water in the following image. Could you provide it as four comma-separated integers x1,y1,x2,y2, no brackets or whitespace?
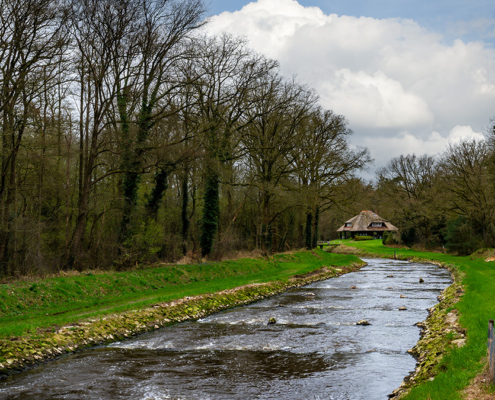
0,258,452,400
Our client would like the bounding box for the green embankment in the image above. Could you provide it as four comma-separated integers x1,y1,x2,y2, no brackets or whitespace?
331,239,495,399
0,250,359,339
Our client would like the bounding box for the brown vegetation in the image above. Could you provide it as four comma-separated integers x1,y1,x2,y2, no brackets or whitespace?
463,365,495,400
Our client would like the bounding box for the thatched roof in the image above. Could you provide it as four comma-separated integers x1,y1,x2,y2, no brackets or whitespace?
336,210,398,232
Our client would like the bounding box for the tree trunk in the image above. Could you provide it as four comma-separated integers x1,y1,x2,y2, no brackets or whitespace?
120,98,153,241
181,169,190,255
312,206,319,249
67,167,92,269
200,166,219,257
146,168,169,219
278,214,294,252
305,210,313,250
0,111,23,273
260,188,272,254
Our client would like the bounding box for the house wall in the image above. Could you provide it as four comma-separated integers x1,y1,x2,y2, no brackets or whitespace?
341,231,395,239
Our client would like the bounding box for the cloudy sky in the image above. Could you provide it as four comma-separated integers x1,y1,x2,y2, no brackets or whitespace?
205,0,495,176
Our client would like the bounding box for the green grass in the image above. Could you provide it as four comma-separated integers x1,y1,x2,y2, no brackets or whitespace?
0,250,359,339
341,239,495,399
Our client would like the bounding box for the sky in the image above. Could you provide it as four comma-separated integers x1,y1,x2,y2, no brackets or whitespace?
204,0,495,178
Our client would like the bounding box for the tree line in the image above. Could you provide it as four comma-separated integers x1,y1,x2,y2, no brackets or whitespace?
335,134,495,255
0,0,370,276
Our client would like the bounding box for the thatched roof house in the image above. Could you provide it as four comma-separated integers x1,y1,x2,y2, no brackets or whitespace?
337,210,398,239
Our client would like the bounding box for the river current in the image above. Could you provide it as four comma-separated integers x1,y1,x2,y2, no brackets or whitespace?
0,258,452,400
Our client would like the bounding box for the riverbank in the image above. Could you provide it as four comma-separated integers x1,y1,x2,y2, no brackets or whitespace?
0,250,364,376
330,239,495,400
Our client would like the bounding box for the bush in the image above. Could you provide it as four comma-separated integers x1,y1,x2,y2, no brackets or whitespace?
354,236,373,241
444,216,483,255
382,231,389,245
384,232,398,245
401,227,416,247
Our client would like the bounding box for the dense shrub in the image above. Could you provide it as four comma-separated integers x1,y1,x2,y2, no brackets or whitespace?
382,231,389,245
401,227,416,247
384,232,398,245
354,236,373,241
444,216,483,255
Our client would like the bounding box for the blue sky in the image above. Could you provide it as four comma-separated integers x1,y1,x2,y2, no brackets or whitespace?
207,0,495,45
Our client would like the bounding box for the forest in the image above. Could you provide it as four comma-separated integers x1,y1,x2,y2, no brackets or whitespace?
0,0,492,277
370,142,495,255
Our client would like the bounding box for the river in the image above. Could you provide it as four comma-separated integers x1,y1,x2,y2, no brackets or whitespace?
0,258,452,400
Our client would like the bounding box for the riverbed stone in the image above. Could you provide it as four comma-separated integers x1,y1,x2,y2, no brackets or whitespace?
267,318,276,325
350,285,358,289
445,310,459,326
419,278,425,283
302,292,315,296
386,275,394,278
400,294,407,298
357,319,370,325
399,306,407,311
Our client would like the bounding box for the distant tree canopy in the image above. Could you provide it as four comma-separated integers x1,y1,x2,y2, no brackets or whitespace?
0,0,371,276
373,136,495,253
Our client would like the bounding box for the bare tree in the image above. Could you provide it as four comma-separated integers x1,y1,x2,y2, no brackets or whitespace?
293,107,371,248
376,154,441,245
0,0,70,272
186,34,278,256
68,0,138,267
241,74,318,253
440,139,495,246
117,0,206,241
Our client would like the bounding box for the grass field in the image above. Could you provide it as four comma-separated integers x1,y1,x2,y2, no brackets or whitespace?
0,250,360,340
336,239,495,399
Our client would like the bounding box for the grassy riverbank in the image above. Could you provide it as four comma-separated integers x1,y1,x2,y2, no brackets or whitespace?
331,239,495,400
0,249,363,374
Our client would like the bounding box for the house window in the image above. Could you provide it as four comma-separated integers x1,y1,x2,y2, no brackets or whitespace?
345,223,352,227
371,222,383,227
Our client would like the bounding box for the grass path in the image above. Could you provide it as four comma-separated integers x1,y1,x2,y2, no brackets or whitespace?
332,239,495,400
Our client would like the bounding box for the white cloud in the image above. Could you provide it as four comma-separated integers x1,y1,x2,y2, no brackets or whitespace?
207,0,495,172
447,125,486,142
360,125,485,164
208,0,327,58
320,69,433,128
